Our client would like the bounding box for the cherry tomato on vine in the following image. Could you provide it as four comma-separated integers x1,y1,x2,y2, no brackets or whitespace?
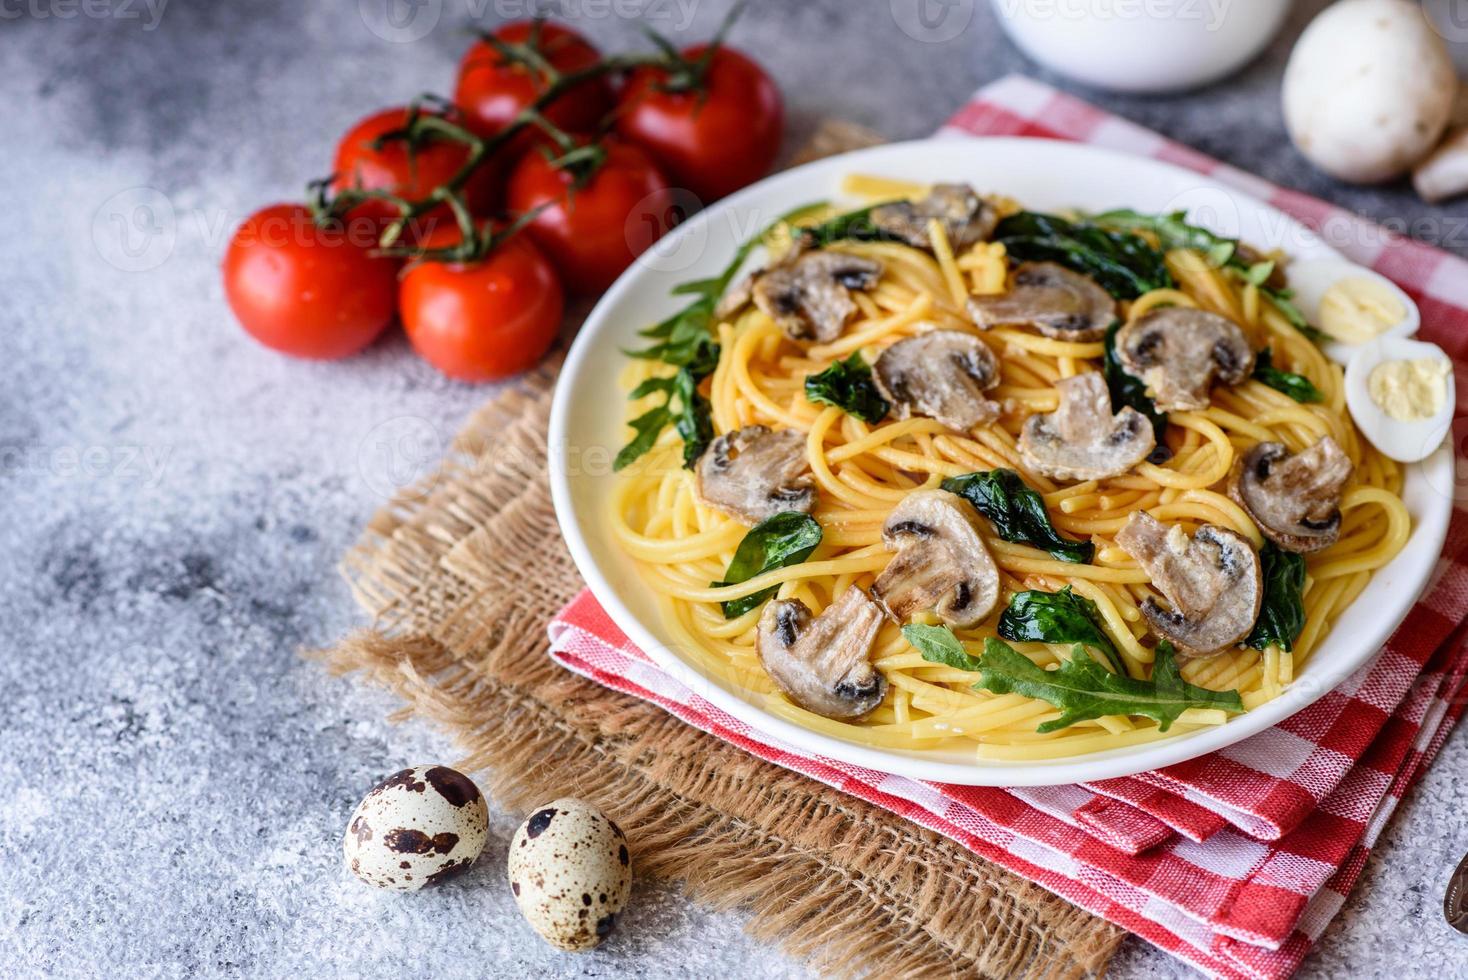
616,45,782,203
507,140,674,294
454,21,614,140
399,225,564,382
223,204,399,360
332,106,499,226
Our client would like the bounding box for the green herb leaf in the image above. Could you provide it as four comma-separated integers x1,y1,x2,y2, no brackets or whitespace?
940,469,1094,564
901,623,984,672
616,201,828,469
1252,348,1323,404
997,586,1127,676
974,638,1244,733
712,513,823,618
1262,286,1329,343
804,352,890,423
798,201,907,247
1092,208,1238,268
1245,542,1307,653
1104,319,1170,461
994,211,1172,299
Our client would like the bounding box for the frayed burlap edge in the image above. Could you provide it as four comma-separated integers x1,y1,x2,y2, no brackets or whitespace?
312,122,1125,979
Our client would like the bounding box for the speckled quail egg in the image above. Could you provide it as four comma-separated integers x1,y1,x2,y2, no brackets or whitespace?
507,797,631,951
343,765,489,892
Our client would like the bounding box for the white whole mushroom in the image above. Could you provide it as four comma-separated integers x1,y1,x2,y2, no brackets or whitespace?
1283,0,1456,184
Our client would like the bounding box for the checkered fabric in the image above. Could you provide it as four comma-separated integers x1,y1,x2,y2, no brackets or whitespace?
548,77,1468,978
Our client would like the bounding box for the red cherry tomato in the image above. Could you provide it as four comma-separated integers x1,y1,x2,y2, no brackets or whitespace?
616,45,782,203
454,21,614,140
399,226,564,382
332,106,499,227
223,204,398,360
507,140,675,294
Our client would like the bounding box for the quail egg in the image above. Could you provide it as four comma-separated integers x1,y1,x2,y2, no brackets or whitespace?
343,765,489,892
1344,336,1455,463
507,797,631,951
1285,258,1419,364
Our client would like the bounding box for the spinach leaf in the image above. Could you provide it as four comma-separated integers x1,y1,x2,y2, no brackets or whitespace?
1245,542,1307,653
616,201,829,470
712,513,823,618
804,352,890,423
798,201,906,247
1252,348,1323,404
1092,208,1236,267
993,211,1172,299
997,586,1127,676
974,638,1244,733
1104,319,1170,462
901,622,984,672
1261,286,1329,343
940,469,1094,564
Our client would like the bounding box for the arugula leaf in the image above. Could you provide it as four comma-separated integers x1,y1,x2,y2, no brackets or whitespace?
616,201,828,470
974,638,1244,733
993,211,1172,299
712,512,822,618
798,201,906,247
940,469,1094,564
1092,208,1237,267
804,352,890,423
997,586,1127,677
1103,319,1171,461
1252,348,1323,404
901,622,984,672
1245,542,1307,653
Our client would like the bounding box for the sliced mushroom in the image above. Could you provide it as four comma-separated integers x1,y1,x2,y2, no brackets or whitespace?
1114,308,1254,412
694,426,814,525
870,183,997,251
757,586,887,720
1018,372,1156,481
966,262,1117,342
871,489,1000,628
1227,437,1352,554
1114,512,1263,658
750,249,884,343
872,330,1002,432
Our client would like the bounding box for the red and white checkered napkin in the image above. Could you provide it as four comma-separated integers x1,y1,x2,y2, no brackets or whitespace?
548,76,1468,979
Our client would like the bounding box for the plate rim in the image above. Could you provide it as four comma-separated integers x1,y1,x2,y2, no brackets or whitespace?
548,135,1454,787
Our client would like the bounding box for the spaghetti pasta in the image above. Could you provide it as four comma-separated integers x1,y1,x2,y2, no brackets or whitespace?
611,184,1412,759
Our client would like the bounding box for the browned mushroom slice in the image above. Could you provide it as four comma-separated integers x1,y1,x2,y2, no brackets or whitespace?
1019,373,1156,481
694,426,814,525
757,586,887,720
1114,308,1254,412
1227,437,1352,554
870,183,997,251
871,489,1000,628
966,262,1117,342
750,250,884,342
872,330,1002,432
1114,512,1262,657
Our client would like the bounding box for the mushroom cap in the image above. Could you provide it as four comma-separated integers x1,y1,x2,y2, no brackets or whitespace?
1114,307,1254,412
872,329,1002,433
1019,372,1156,482
751,249,884,343
1115,512,1263,657
1227,437,1352,554
966,262,1117,342
756,586,887,720
872,488,1001,628
694,425,815,526
870,183,997,251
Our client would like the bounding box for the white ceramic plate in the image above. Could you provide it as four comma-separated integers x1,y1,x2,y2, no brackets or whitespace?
548,137,1453,787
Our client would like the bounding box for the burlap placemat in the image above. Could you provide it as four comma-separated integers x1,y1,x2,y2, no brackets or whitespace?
316,122,1125,979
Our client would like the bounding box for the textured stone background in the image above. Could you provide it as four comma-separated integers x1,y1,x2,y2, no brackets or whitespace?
3,0,1465,976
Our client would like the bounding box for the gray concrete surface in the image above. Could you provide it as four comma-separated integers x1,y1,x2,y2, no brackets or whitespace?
3,0,1465,976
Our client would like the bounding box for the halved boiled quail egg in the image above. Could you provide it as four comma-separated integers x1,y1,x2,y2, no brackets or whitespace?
1344,337,1455,463
1285,258,1420,364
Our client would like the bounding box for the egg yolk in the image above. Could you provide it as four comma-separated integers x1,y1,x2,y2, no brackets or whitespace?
1318,277,1406,344
1368,358,1450,421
